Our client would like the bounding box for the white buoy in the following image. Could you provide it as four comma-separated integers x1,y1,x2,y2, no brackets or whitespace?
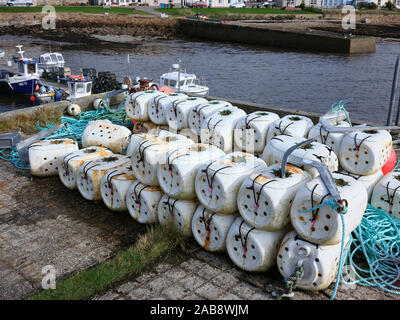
29,139,79,177
200,106,247,153
277,230,350,291
371,171,400,221
339,129,392,175
157,194,198,237
76,155,130,201
157,143,225,200
93,98,105,110
192,205,238,252
195,152,267,215
266,115,313,142
100,164,136,212
67,104,81,116
237,164,311,231
262,135,338,178
126,182,163,223
81,120,131,154
339,169,383,201
226,217,288,272
290,172,368,245
148,92,188,125
234,111,280,153
188,100,232,136
59,146,113,190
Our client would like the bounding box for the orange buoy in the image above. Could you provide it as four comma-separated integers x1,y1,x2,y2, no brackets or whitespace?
30,95,36,102
158,86,174,94
382,147,397,175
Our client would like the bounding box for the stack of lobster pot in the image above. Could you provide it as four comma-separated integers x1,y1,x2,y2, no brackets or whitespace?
188,100,232,136
127,132,194,224
277,172,368,290
77,154,130,201
81,120,131,154
266,115,313,142
148,92,188,126
125,90,165,122
200,106,247,153
59,146,113,189
166,97,208,131
100,163,136,212
262,135,338,178
156,143,225,238
227,163,310,272
371,171,400,221
29,138,79,177
193,152,266,253
234,111,280,154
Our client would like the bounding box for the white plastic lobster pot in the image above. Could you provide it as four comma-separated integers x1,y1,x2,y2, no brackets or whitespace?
148,93,188,125
371,172,400,221
262,135,338,178
125,130,171,157
237,164,311,231
81,120,131,154
178,128,200,143
59,146,113,190
226,217,288,272
100,164,136,212
76,155,130,201
29,139,79,177
234,111,280,153
195,152,267,215
188,100,232,136
277,230,350,291
192,205,238,252
157,143,225,200
339,129,392,176
166,97,208,131
266,115,314,142
308,120,350,156
200,106,247,153
126,181,163,224
131,132,194,186
290,172,368,245
339,169,383,201
125,90,165,121
157,194,198,237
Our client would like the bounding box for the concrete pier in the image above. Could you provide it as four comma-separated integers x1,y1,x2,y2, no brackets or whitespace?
179,19,376,54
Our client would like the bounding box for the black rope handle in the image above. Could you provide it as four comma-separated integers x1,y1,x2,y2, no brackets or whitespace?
319,125,329,145
234,220,255,256
199,207,216,233
245,114,262,129
63,154,80,175
353,133,371,152
163,197,179,217
246,174,276,212
137,140,156,164
154,95,167,114
385,181,400,211
130,92,145,111
202,161,232,191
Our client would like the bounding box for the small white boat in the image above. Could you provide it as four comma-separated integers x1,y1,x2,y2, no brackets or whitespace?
159,64,209,96
66,75,92,100
38,52,65,71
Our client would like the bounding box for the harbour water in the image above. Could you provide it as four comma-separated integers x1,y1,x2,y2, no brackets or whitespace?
0,35,399,124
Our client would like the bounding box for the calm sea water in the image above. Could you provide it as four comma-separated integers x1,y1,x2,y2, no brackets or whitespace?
1,35,399,124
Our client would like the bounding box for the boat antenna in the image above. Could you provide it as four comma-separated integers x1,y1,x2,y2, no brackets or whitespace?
16,45,24,59
178,59,181,93
127,53,130,78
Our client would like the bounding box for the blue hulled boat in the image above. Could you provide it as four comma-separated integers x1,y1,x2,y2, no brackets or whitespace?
0,45,39,95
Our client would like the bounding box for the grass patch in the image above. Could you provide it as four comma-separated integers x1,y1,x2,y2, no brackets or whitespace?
0,6,151,15
0,107,63,135
28,224,184,300
157,7,318,16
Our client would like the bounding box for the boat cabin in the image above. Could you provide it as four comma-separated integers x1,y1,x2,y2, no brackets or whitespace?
159,65,200,90
13,56,40,78
38,52,65,70
67,76,92,99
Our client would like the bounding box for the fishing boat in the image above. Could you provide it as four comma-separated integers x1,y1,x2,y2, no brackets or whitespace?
38,52,65,71
158,64,209,96
0,45,39,95
66,74,93,100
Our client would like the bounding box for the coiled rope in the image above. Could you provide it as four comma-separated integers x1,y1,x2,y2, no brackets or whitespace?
0,148,29,170
330,98,352,127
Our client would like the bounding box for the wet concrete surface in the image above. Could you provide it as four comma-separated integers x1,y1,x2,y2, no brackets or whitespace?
0,159,145,300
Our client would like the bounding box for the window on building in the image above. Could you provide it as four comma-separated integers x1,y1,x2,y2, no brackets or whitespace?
396,0,400,5
310,0,316,4
287,0,295,5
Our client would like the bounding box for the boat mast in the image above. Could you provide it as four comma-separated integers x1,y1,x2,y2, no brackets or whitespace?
16,45,24,59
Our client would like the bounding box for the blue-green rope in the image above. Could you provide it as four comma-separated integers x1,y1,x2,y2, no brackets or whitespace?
0,148,30,170
340,204,400,295
331,99,352,127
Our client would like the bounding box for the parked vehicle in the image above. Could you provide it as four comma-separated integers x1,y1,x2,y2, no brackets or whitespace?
189,1,208,8
7,0,34,6
230,2,246,8
256,1,276,7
